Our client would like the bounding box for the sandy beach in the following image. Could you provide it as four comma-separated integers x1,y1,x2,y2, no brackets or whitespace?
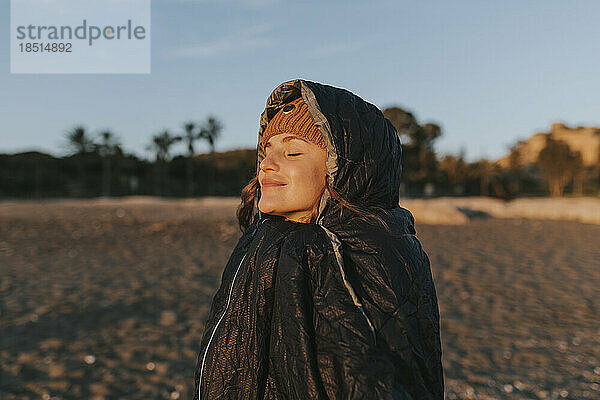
1,197,599,399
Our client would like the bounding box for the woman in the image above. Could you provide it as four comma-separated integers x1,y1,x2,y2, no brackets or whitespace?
193,79,444,399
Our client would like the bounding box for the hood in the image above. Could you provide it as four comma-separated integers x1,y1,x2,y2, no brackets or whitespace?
254,79,403,228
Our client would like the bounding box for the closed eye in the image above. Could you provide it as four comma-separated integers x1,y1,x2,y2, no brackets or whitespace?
287,153,302,156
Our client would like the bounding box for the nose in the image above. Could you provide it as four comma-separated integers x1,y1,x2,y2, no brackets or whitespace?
259,149,279,172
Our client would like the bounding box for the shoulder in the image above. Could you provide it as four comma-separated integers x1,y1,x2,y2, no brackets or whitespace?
279,223,333,263
281,223,332,251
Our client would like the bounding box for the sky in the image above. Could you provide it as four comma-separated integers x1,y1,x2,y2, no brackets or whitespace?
1,0,599,162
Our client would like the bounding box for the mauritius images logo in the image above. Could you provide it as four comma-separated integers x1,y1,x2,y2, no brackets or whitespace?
11,0,151,74
15,19,147,46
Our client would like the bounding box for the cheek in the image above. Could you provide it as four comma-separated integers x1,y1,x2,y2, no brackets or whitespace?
291,164,326,197
310,166,326,190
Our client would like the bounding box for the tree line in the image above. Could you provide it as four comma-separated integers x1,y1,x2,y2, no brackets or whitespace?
0,115,254,199
440,136,594,198
382,107,599,198
1,109,598,199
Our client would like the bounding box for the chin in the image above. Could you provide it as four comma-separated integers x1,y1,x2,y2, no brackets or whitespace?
258,199,281,215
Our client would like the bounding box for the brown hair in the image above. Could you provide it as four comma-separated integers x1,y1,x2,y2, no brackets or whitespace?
236,175,391,234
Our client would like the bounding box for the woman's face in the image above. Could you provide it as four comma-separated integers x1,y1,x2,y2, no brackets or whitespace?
258,133,328,223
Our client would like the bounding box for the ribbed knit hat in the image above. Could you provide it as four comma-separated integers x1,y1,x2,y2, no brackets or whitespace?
261,97,326,152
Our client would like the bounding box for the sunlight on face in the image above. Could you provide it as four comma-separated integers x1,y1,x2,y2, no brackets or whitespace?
258,134,328,223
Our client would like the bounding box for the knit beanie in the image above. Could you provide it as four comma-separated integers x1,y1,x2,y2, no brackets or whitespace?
261,97,326,152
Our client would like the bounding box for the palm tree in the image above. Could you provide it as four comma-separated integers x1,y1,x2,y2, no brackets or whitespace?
63,125,94,196
182,122,203,197
199,116,223,194
94,130,122,197
64,125,94,154
146,130,182,196
201,115,223,154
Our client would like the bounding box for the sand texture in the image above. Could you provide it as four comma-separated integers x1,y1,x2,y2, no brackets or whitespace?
1,198,599,399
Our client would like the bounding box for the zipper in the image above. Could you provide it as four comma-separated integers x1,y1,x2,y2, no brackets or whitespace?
318,224,377,345
198,216,267,399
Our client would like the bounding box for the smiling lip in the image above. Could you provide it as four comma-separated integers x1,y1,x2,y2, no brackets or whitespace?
261,178,287,188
